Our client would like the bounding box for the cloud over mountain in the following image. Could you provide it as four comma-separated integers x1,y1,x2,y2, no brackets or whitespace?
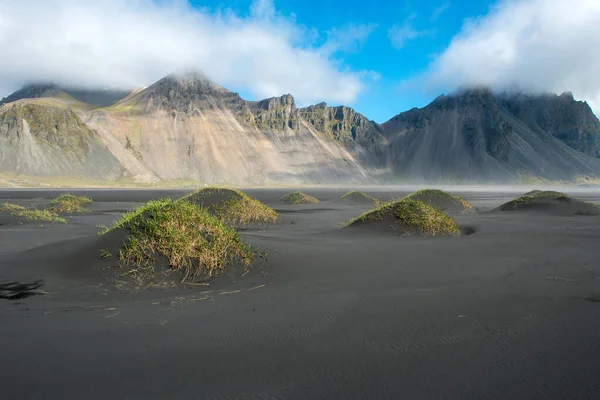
423,0,600,115
0,0,369,105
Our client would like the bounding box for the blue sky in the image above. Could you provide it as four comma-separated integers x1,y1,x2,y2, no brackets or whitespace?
187,0,497,121
1,0,599,121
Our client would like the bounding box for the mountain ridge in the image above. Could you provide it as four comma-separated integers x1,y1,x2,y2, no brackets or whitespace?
1,73,600,184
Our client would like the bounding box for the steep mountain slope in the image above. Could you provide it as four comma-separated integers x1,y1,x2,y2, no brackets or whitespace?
299,102,387,165
382,88,600,182
0,99,123,179
84,72,373,184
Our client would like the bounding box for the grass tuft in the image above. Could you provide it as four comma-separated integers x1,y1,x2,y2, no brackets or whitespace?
183,187,279,226
405,189,473,213
346,198,460,236
111,199,253,280
50,194,92,213
340,190,380,205
280,191,319,204
0,203,66,223
0,203,26,213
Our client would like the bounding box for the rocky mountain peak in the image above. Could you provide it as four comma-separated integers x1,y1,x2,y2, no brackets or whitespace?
246,94,298,130
299,102,385,155
130,71,242,113
163,70,229,93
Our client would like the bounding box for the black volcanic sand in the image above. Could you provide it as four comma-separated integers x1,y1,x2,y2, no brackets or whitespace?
2,187,600,399
497,191,600,216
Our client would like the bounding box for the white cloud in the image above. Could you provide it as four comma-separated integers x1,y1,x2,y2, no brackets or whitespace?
0,0,370,105
322,23,378,54
431,2,451,21
388,14,428,50
423,0,600,114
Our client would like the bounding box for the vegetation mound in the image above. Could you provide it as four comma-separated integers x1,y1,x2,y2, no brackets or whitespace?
0,203,66,223
346,199,460,236
50,194,92,213
498,191,600,216
108,199,253,280
339,190,380,206
280,191,319,204
405,189,473,213
183,187,279,226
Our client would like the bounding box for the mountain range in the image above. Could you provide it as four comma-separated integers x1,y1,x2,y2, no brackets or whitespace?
1,71,600,184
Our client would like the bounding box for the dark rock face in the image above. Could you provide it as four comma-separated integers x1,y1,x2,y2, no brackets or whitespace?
131,72,246,113
382,88,600,182
499,92,600,158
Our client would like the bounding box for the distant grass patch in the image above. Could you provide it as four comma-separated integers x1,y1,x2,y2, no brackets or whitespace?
111,199,253,280
280,191,319,204
346,199,460,236
340,190,380,205
184,187,279,226
406,189,473,213
500,190,571,210
0,203,65,223
50,194,92,213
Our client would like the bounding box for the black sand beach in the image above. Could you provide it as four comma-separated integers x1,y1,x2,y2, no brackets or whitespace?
2,187,600,399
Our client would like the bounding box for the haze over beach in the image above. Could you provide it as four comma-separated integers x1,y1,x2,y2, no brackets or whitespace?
2,1,600,399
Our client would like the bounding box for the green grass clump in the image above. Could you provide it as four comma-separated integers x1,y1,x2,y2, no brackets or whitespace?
0,203,26,213
0,203,65,223
184,187,279,226
340,190,380,205
21,209,67,223
50,194,92,213
406,189,473,212
112,199,253,280
280,191,319,204
501,191,570,210
346,199,460,236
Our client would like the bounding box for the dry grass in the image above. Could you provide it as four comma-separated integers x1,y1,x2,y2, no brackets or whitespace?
346,199,460,236
280,191,319,204
0,203,66,223
113,199,253,280
184,187,279,226
49,194,92,213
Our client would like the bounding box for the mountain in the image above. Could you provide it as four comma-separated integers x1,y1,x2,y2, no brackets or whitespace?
0,83,131,108
83,71,376,183
0,98,123,179
381,88,600,182
1,73,600,185
498,91,600,158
